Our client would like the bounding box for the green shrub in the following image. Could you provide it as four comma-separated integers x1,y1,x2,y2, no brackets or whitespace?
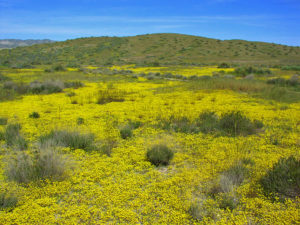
219,111,257,136
29,112,40,119
281,66,300,71
159,111,262,136
29,80,64,94
3,81,29,94
100,140,117,157
267,77,299,87
146,144,174,166
127,120,142,129
212,161,250,194
0,73,10,82
4,124,27,150
0,132,4,141
218,63,230,68
261,86,300,103
66,92,76,97
159,116,197,133
188,200,219,222
71,99,78,104
234,66,271,77
64,81,84,89
0,117,8,125
5,149,68,183
53,65,66,71
120,125,133,139
39,130,95,151
77,117,84,125
217,193,239,210
97,89,125,104
0,191,18,211
196,111,219,133
260,156,300,201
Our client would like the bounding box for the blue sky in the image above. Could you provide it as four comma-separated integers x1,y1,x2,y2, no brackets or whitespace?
0,0,299,46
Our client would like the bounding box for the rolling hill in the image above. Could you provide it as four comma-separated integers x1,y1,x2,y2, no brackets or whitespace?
0,33,300,67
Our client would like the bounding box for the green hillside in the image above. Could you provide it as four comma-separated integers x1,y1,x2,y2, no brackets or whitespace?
1,33,300,67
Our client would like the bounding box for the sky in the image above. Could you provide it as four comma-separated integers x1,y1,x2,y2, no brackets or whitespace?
0,0,300,46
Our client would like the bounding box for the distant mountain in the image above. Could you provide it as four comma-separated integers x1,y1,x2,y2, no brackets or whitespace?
0,39,54,49
0,33,299,66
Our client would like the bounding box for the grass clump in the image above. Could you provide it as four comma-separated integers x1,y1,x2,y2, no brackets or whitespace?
53,65,66,71
267,77,299,87
76,117,84,125
0,191,18,211
188,199,220,222
211,160,251,194
159,111,262,136
0,73,10,82
196,111,219,133
234,66,271,77
260,156,300,201
217,193,239,211
119,120,142,139
146,144,174,166
97,89,126,104
158,116,197,133
4,124,27,150
219,111,260,136
29,80,64,94
39,130,95,151
29,112,40,119
100,140,117,157
5,149,69,183
64,81,84,89
120,125,133,139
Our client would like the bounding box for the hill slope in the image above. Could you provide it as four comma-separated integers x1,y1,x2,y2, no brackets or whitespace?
0,39,54,49
0,33,299,66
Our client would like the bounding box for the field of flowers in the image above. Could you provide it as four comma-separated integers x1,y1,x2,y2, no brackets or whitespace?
0,66,299,224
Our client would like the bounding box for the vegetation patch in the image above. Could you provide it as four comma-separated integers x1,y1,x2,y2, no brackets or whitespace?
29,112,40,119
219,111,259,136
29,80,64,94
119,120,142,139
260,156,300,201
97,89,126,104
233,66,272,77
158,111,262,136
4,123,28,150
0,117,8,125
39,130,96,151
146,144,174,166
64,81,84,89
4,148,69,183
0,191,18,211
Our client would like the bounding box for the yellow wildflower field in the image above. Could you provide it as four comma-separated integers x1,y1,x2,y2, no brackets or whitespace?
0,67,299,224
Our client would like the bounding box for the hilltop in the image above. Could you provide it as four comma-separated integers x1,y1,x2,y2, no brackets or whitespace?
0,39,54,49
0,33,300,67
